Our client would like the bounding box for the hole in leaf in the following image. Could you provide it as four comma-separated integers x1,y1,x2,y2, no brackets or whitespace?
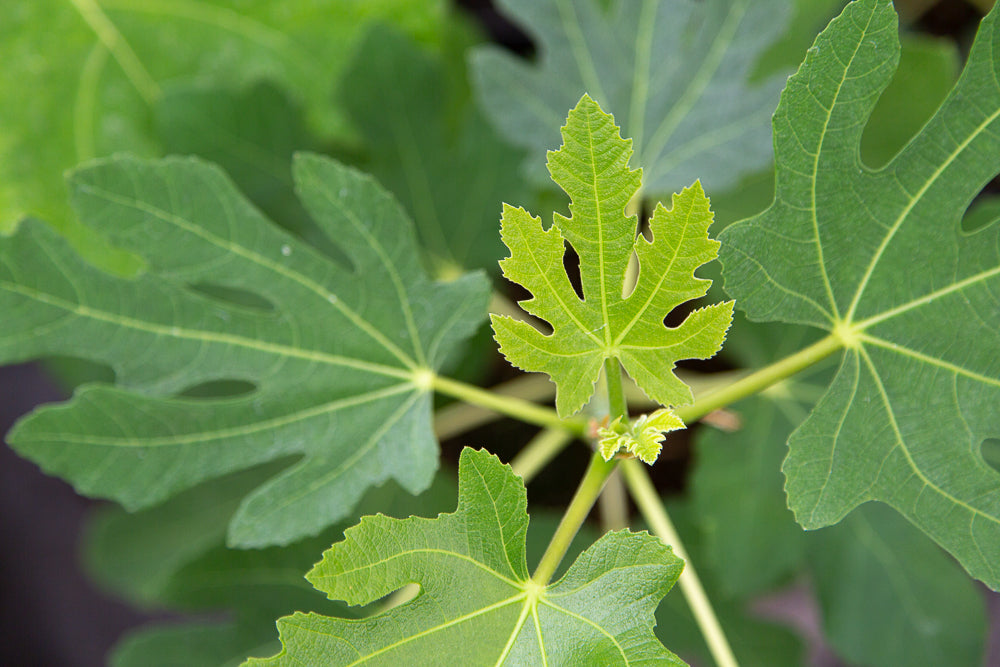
188,283,276,314
374,583,422,610
859,35,958,169
563,240,584,301
622,251,639,299
623,201,653,300
178,379,258,399
961,184,1000,234
982,438,1000,474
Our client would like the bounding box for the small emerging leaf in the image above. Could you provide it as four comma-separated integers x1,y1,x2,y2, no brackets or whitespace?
599,409,685,464
492,95,733,416
247,447,686,666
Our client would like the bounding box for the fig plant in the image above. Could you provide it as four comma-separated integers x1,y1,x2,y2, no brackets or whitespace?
1,0,998,665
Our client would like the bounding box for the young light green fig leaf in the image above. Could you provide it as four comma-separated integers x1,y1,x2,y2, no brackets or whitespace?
598,409,685,464
246,447,686,666
471,0,793,196
719,0,1000,589
1,153,490,548
492,95,733,416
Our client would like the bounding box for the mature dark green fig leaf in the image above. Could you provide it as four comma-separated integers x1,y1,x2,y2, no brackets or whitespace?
2,153,489,547
691,382,989,665
492,95,733,416
339,25,527,277
248,448,686,666
0,0,447,270
690,330,988,665
472,0,791,195
719,0,1000,588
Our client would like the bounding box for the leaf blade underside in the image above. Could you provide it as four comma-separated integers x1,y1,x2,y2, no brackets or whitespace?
246,448,685,666
1,153,490,547
471,0,793,196
718,0,1000,588
492,95,733,416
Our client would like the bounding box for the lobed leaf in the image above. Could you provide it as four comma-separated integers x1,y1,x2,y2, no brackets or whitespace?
719,0,1000,588
1,153,490,547
472,0,792,196
492,95,733,416
691,324,988,664
247,447,685,666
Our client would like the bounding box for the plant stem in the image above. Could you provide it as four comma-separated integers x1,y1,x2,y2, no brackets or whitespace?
598,469,629,531
532,358,630,584
532,451,617,585
435,374,557,441
434,336,838,443
511,428,576,482
675,333,842,424
603,357,630,422
621,459,739,667
431,374,587,436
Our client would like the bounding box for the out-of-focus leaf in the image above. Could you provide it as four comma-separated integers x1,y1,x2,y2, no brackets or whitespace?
0,0,446,270
810,503,987,667
339,25,527,276
155,80,318,231
692,395,809,598
111,621,278,667
3,154,490,547
472,0,793,196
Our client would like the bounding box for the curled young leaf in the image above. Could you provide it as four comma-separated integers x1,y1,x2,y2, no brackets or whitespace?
599,409,686,464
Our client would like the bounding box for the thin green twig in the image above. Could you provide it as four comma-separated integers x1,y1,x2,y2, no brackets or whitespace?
621,459,739,667
511,428,576,482
532,451,617,585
